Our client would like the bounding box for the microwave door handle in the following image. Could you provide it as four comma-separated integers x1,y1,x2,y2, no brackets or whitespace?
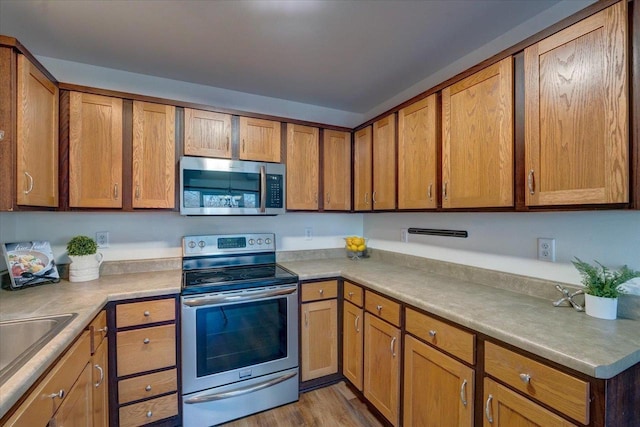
260,165,267,213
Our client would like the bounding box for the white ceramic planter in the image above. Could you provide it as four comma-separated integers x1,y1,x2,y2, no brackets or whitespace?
585,293,618,320
68,253,103,282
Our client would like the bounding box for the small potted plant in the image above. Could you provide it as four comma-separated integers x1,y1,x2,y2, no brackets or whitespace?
572,257,640,319
66,235,103,282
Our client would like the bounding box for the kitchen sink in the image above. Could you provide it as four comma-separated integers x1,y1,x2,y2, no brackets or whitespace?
0,313,77,385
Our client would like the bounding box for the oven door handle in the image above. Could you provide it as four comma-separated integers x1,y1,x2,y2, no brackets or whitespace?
184,371,297,404
183,286,297,307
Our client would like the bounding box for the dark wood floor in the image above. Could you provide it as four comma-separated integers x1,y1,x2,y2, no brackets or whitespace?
220,382,383,427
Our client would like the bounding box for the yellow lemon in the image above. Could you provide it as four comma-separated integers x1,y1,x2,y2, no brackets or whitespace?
350,244,358,251
357,244,366,252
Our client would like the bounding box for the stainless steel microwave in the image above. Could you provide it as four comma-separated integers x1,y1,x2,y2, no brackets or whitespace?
179,156,286,215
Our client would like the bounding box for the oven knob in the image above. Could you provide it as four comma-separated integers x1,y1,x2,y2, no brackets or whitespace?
265,238,272,245
257,238,263,245
198,240,206,248
188,241,196,249
248,239,255,245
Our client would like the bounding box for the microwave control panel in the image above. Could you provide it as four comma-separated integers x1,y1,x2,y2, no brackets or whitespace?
266,174,283,208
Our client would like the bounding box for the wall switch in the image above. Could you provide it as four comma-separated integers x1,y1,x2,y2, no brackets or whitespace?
401,229,409,242
537,238,555,262
96,231,109,248
304,227,312,240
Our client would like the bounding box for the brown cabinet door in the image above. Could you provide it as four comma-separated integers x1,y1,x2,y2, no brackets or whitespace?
92,339,109,427
442,57,513,208
286,123,319,210
372,114,396,210
353,126,372,211
323,130,351,211
525,1,628,206
184,108,231,158
69,92,123,208
132,101,176,208
16,54,58,207
364,313,400,426
483,378,577,427
343,301,363,391
301,299,338,381
404,335,474,427
239,116,281,162
398,94,438,209
53,362,93,427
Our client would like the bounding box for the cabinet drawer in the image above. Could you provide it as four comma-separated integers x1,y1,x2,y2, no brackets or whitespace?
365,290,401,327
117,324,176,376
301,280,338,302
485,342,589,424
119,392,178,427
405,308,475,364
118,368,178,404
343,281,363,307
116,298,175,328
89,310,107,354
4,331,91,427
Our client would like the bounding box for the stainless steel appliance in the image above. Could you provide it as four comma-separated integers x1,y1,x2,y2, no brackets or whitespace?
179,156,286,216
181,233,299,427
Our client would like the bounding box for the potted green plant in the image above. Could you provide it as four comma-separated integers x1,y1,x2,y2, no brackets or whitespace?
572,257,640,319
66,235,103,282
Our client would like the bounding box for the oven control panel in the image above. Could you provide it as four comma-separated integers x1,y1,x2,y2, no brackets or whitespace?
183,233,275,256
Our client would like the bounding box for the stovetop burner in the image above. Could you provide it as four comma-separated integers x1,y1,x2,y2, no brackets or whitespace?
182,264,298,295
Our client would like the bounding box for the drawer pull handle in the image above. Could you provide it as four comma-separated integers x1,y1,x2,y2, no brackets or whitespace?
94,364,104,388
485,394,494,423
348,291,354,298
146,411,153,418
143,338,150,344
390,336,397,357
460,379,468,407
48,389,65,399
145,385,152,391
355,315,360,333
143,310,150,317
519,373,531,384
376,304,382,313
97,326,108,334
428,330,437,338
319,289,324,295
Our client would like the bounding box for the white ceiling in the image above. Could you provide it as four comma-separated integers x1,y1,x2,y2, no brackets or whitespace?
0,0,566,114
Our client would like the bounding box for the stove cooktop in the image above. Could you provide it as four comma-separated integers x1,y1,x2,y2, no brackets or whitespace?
182,264,298,295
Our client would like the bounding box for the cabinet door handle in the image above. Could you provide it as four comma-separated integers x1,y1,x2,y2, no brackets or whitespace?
354,315,360,333
135,184,140,199
443,182,448,200
485,394,494,423
427,183,433,200
460,379,468,407
143,338,150,344
242,139,245,153
372,191,377,204
226,136,230,151
24,172,34,194
305,311,308,327
98,326,108,334
390,336,397,357
364,192,369,205
113,183,119,199
94,364,104,388
48,389,65,399
326,192,330,204
519,373,531,384
527,169,535,195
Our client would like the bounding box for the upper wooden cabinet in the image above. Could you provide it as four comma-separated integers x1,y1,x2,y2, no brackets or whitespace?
524,1,628,206
184,108,231,158
353,126,373,211
372,114,396,210
69,92,123,208
323,130,351,211
132,101,176,208
286,124,319,210
442,57,514,208
239,116,281,162
16,54,59,207
398,94,438,209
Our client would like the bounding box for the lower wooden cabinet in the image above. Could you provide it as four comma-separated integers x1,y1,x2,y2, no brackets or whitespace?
363,312,400,426
53,361,93,427
92,334,109,427
342,300,363,390
404,335,474,427
301,299,338,381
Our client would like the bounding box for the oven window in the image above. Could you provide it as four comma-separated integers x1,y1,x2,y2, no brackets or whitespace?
195,298,287,377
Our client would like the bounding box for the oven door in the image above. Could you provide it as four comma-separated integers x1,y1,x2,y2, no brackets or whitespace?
181,284,298,394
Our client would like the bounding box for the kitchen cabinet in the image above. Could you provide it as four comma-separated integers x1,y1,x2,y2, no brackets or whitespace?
301,280,338,382
184,108,231,158
239,116,281,163
69,92,123,208
323,130,351,211
132,101,176,209
342,284,363,390
90,311,109,427
442,57,513,208
524,1,628,206
398,94,438,209
363,291,401,426
353,126,373,211
112,297,179,427
53,362,93,427
372,114,396,210
286,124,319,210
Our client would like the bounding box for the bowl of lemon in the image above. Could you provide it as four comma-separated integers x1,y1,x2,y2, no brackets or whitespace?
344,236,368,260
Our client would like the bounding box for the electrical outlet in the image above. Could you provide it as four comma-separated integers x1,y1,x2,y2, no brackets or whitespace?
304,227,312,240
537,238,555,262
96,231,109,248
401,229,408,242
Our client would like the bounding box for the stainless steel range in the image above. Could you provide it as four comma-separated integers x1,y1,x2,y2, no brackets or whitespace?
180,233,299,427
